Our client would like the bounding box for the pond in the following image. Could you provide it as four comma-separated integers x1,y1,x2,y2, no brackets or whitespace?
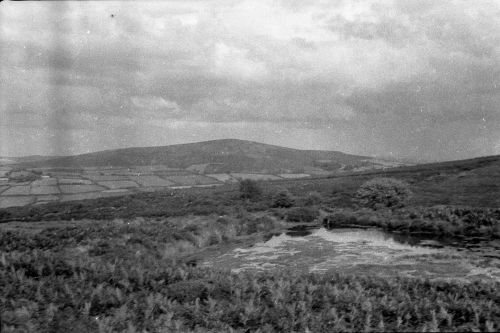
202,227,500,283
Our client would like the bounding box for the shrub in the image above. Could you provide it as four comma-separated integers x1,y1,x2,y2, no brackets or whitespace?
9,173,39,183
356,177,412,209
239,179,262,200
303,191,322,205
166,279,210,302
0,210,11,221
285,207,319,223
273,190,295,208
323,211,359,228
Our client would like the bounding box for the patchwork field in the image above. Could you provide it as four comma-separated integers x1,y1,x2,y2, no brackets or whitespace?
30,186,59,195
164,174,220,186
278,173,311,179
60,192,109,202
206,173,238,182
129,175,175,187
0,166,318,208
230,173,282,181
96,180,140,189
31,178,57,186
59,184,106,194
58,178,93,185
84,175,130,181
0,196,34,208
3,186,31,196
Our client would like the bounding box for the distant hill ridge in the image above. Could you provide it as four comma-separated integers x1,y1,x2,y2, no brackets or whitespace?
20,139,382,174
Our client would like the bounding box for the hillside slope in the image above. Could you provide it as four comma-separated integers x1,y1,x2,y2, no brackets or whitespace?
20,139,385,173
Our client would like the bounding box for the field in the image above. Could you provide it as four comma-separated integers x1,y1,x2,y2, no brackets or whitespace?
129,176,175,187
1,155,500,332
164,175,220,186
278,173,310,179
0,166,320,209
231,173,282,181
206,173,238,182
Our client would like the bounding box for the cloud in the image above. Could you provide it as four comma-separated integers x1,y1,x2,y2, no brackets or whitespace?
131,96,181,115
0,0,499,160
212,42,268,80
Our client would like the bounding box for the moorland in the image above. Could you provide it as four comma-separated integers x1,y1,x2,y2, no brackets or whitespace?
1,140,500,332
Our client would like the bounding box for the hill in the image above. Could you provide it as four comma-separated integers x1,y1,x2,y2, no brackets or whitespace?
19,139,398,174
350,154,500,207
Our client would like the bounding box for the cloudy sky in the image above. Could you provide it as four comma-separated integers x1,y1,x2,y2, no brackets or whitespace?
1,0,499,161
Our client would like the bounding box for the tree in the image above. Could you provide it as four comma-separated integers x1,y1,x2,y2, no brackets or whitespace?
239,179,262,199
273,190,295,208
356,177,412,209
303,191,322,205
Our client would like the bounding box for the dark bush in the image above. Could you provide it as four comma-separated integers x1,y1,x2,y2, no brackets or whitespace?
285,207,319,223
89,241,112,256
239,179,262,199
273,190,295,208
166,279,210,302
0,209,11,221
303,191,322,205
356,177,412,209
323,211,359,228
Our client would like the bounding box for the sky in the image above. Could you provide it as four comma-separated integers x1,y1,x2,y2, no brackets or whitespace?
1,0,499,161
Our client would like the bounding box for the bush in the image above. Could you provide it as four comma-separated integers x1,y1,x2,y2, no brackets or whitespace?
239,179,263,200
303,191,322,205
273,190,295,208
356,177,412,209
285,207,319,223
323,211,359,228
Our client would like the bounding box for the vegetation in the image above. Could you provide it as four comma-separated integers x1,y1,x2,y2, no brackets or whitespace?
303,191,322,206
239,179,263,200
356,177,412,209
2,214,500,332
285,207,320,223
1,156,500,331
1,150,499,223
323,206,500,238
1,151,500,332
272,189,295,208
7,169,41,183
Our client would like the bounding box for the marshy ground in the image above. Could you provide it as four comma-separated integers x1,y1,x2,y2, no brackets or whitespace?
203,226,500,283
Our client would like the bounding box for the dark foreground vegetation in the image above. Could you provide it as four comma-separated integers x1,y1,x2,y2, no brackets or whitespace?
1,156,500,332
1,215,499,332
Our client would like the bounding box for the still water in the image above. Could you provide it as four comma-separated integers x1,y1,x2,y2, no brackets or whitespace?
202,227,500,283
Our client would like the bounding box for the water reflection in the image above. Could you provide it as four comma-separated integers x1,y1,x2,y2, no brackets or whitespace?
262,232,282,242
285,226,443,249
285,225,317,237
202,227,500,282
285,226,500,251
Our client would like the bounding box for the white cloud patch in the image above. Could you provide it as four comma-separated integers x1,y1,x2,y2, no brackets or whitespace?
174,13,199,27
212,42,268,80
131,96,181,114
